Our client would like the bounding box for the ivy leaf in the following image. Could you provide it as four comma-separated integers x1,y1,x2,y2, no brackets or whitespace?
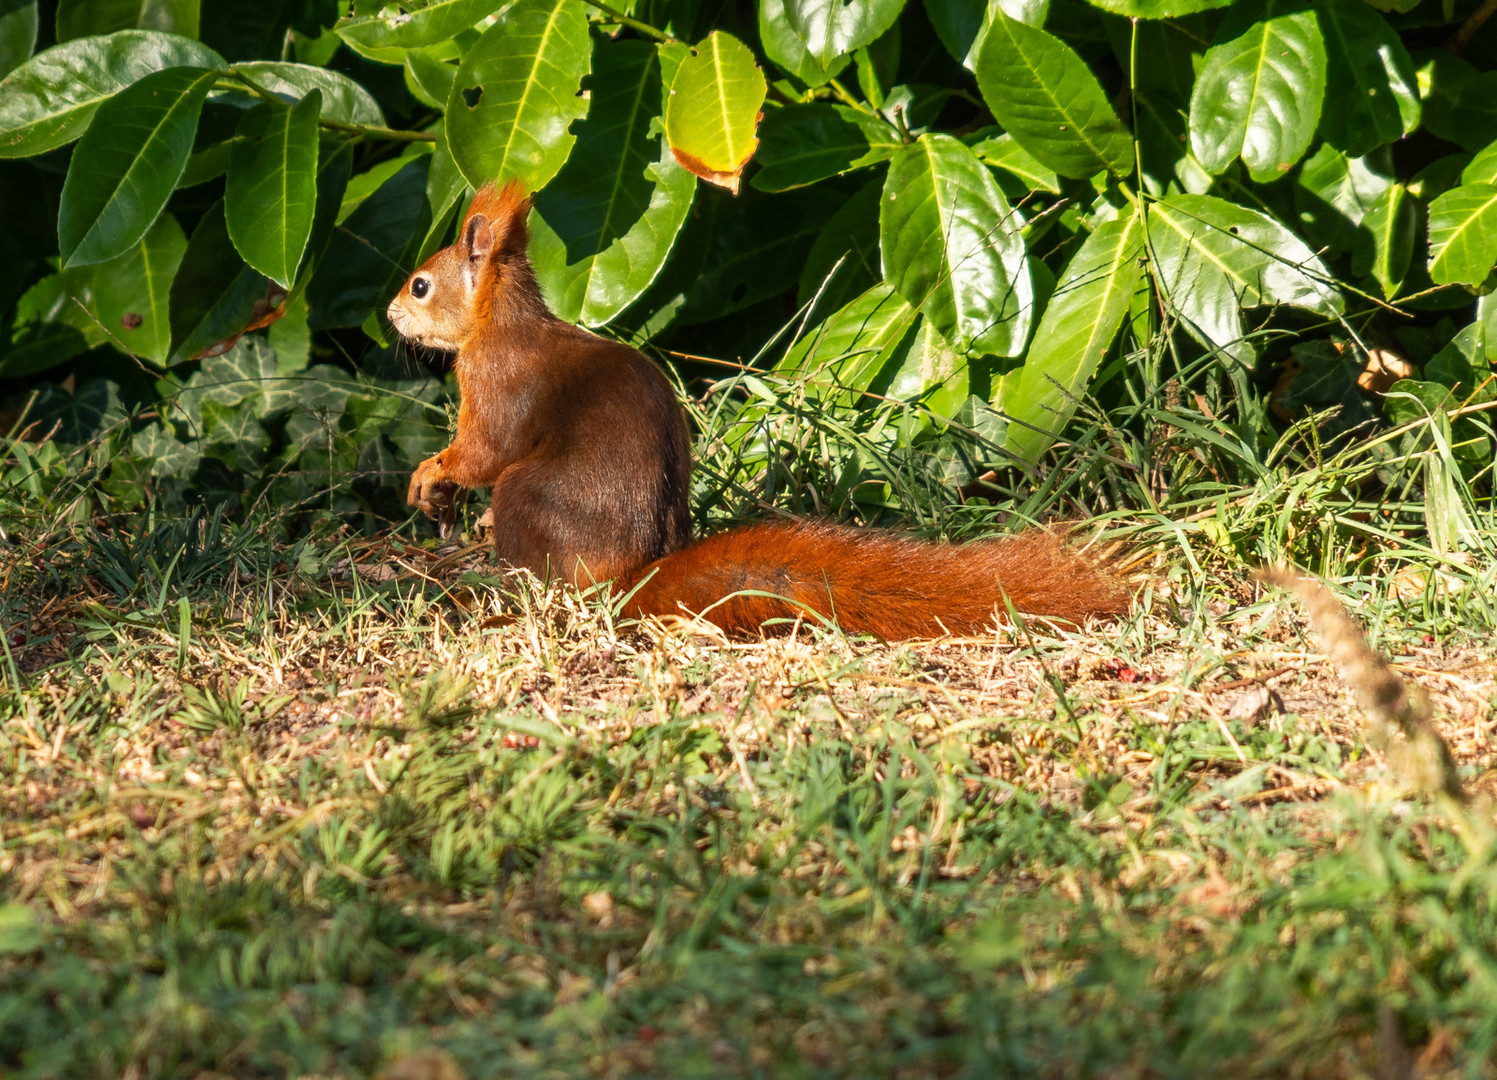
1428,182,1497,287
1189,0,1327,182
1312,0,1418,156
335,0,492,51
1352,182,1414,298
879,133,1032,356
0,0,37,81
225,90,321,289
752,103,900,192
0,29,223,158
529,39,695,327
663,31,766,194
444,0,591,192
58,65,218,267
782,0,907,68
974,8,1133,179
997,208,1144,464
1148,193,1343,364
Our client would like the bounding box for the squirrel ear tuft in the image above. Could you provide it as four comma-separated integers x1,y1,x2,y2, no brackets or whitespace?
463,180,531,258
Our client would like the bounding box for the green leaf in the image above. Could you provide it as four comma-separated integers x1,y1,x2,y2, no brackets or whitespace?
782,0,907,68
997,208,1144,464
759,0,850,86
880,133,1032,356
1427,182,1497,287
974,8,1133,180
308,155,432,330
1447,72,1497,153
1082,0,1232,16
664,31,766,194
335,0,491,51
1148,193,1343,364
403,43,459,109
1311,0,1418,156
87,211,188,363
751,103,900,192
3,271,92,376
529,39,695,327
58,65,218,267
230,61,384,127
168,199,273,364
56,0,199,41
798,177,882,312
878,318,971,419
924,0,985,67
225,90,322,289
969,130,1060,193
444,0,591,192
1189,0,1326,182
1461,139,1497,186
1351,182,1413,298
779,282,917,393
0,29,223,158
0,0,38,81
1293,143,1391,254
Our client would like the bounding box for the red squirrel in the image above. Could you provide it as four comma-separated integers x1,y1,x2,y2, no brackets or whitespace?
386,182,1129,638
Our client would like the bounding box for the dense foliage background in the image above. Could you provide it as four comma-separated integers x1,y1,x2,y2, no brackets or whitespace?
0,0,1493,535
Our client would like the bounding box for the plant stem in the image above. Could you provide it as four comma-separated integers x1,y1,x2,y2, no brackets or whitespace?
223,68,437,143
578,0,671,41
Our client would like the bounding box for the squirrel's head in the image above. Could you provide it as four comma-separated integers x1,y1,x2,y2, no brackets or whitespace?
387,180,532,352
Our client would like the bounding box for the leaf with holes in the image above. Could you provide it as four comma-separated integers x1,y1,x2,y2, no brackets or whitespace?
1148,193,1342,365
444,0,591,191
880,133,1032,356
1428,182,1497,287
58,65,217,267
663,31,766,194
974,8,1133,179
997,207,1144,464
529,40,695,327
781,0,907,69
336,0,492,52
1189,0,1326,182
225,91,321,289
0,29,222,158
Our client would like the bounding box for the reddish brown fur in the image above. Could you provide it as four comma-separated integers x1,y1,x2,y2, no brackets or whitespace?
388,181,1132,640
620,522,1128,638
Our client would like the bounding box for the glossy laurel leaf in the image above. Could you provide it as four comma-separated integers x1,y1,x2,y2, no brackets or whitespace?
879,133,1032,357
780,0,907,68
1427,182,1497,287
663,31,766,194
974,8,1132,179
0,29,223,158
997,208,1144,464
443,0,591,191
752,103,900,192
58,64,218,267
1312,0,1419,156
335,0,492,52
1189,0,1326,182
529,40,695,327
225,90,321,290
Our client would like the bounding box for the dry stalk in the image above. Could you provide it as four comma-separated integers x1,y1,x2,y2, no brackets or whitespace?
1259,567,1466,804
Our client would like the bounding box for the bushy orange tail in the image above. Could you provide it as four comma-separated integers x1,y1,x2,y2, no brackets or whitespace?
617,522,1129,639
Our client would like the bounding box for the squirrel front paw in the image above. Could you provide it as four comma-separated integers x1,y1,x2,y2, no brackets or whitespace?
408,455,460,538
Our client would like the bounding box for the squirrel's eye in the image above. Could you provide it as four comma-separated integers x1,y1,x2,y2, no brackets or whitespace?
411,277,431,300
